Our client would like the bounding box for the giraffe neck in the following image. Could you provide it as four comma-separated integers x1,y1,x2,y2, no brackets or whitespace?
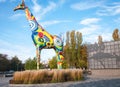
24,7,43,31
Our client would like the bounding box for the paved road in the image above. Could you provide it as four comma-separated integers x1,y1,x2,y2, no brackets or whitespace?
1,76,120,87
0,77,12,87
10,76,120,87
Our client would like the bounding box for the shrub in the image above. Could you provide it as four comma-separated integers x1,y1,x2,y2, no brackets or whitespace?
11,69,83,84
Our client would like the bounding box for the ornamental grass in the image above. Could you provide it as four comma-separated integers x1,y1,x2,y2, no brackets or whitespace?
11,69,83,84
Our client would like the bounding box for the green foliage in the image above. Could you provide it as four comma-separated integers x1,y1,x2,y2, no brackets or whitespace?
48,56,57,69
25,57,44,70
11,56,22,71
0,54,23,71
64,30,88,69
0,54,10,71
62,60,69,69
48,56,68,69
78,60,87,69
25,57,37,70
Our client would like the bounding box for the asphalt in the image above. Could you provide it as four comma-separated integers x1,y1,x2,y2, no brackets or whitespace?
0,75,120,87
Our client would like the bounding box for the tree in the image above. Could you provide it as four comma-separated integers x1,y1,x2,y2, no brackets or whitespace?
0,54,10,71
25,57,43,70
70,30,76,67
10,56,22,71
48,56,57,69
0,54,23,71
64,30,84,68
48,56,68,69
112,29,119,41
64,31,70,67
78,60,87,69
75,32,82,68
80,45,88,69
25,57,37,70
76,32,82,56
62,60,69,69
98,35,102,44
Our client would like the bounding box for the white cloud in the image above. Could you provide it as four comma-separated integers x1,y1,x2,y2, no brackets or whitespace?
78,22,112,44
83,34,98,43
10,0,65,21
0,0,6,2
0,39,57,63
80,18,101,25
114,17,120,24
41,2,56,16
9,0,54,21
32,0,42,13
79,25,100,36
31,0,66,21
59,0,66,5
71,0,103,10
97,2,120,16
101,33,112,42
79,18,101,36
0,39,35,62
71,1,120,16
83,32,112,44
9,13,24,20
78,18,105,43
31,0,57,20
0,0,16,3
10,0,16,2
41,20,61,27
41,20,71,27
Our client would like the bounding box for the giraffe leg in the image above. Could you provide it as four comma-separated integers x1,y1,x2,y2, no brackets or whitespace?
55,50,64,69
36,47,40,70
53,35,64,69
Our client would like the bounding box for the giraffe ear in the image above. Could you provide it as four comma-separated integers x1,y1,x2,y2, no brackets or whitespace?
22,0,25,6
22,0,24,3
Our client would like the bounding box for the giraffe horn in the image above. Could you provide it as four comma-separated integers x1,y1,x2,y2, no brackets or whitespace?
22,0,25,5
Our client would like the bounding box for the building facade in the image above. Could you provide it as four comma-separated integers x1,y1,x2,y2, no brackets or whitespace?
87,41,120,69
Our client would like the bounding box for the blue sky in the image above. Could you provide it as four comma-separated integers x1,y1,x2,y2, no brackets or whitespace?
0,0,120,63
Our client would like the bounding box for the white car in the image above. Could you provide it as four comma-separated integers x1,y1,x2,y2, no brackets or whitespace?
4,71,14,77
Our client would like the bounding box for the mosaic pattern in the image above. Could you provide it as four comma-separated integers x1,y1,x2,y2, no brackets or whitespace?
14,0,64,69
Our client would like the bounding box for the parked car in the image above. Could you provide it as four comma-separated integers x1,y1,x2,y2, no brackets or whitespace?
4,71,14,77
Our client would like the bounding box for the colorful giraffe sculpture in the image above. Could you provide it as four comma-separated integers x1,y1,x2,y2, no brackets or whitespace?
14,0,64,69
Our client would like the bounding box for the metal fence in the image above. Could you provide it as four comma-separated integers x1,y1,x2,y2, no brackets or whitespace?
87,41,120,69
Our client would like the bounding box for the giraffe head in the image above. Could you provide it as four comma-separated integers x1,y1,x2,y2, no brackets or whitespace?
14,0,26,11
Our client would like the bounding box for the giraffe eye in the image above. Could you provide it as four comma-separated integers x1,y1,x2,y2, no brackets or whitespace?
54,37,62,46
20,4,23,7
